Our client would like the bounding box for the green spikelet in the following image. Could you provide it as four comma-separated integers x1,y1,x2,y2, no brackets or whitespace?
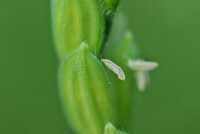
51,0,105,59
58,43,117,134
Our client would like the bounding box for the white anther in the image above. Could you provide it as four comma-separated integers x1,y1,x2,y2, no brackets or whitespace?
101,59,125,81
128,60,158,71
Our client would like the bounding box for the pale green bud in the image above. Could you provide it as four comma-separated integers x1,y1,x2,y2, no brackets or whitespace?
104,122,128,134
102,11,140,131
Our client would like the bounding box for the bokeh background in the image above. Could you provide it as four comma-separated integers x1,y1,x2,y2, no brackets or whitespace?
1,0,200,134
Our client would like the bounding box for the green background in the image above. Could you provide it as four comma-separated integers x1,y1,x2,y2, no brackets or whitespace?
0,0,200,134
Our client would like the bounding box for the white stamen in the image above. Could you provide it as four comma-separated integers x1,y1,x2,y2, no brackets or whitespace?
101,59,125,81
128,59,158,91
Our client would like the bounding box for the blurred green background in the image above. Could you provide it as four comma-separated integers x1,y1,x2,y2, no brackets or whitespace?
0,0,200,134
